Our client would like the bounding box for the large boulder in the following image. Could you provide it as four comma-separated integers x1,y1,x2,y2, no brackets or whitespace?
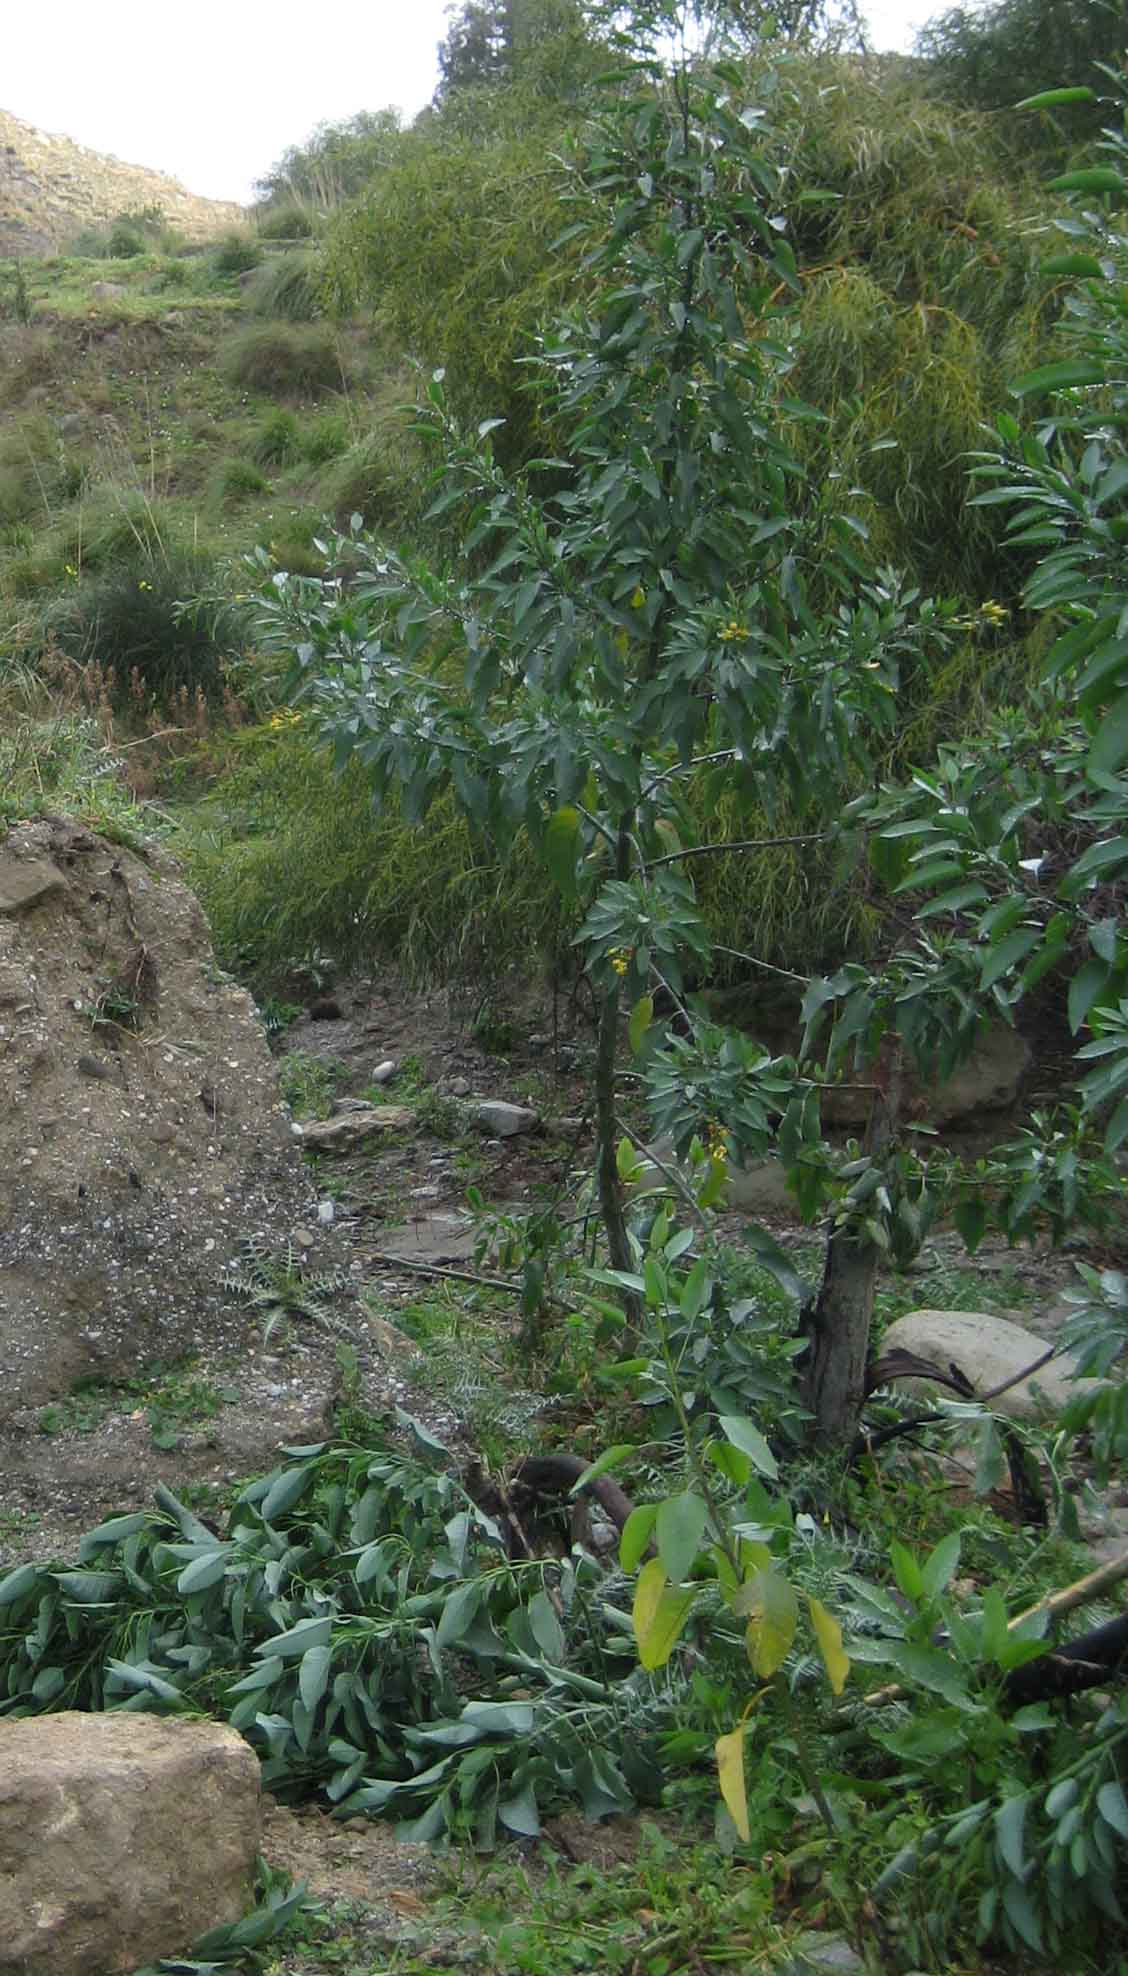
877,1307,1098,1420
0,1712,260,1976
0,817,315,1414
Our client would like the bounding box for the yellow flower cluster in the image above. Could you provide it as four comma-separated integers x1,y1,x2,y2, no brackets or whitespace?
980,599,1009,625
268,708,303,730
610,949,631,977
717,621,750,643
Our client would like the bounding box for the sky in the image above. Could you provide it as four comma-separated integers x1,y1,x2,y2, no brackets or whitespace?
3,3,936,207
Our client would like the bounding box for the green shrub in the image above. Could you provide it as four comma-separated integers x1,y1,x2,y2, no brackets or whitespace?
300,413,349,466
107,223,145,258
318,424,422,532
246,251,323,321
149,259,191,292
221,325,345,400
182,723,566,989
211,231,262,277
214,457,270,505
252,410,302,468
36,544,244,706
256,204,316,241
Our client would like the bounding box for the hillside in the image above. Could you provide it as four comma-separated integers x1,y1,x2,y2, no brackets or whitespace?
0,106,244,256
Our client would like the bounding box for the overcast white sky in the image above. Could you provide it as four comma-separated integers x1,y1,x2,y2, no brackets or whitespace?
3,3,935,206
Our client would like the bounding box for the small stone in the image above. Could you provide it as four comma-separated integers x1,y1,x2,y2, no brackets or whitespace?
450,1077,471,1098
370,1059,396,1084
317,1199,335,1224
786,1933,865,1974
293,1227,315,1248
474,1100,538,1138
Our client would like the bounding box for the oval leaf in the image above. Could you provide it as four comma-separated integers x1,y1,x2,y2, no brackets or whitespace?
715,1725,751,1842
718,1416,778,1479
632,1557,693,1670
655,1491,708,1585
808,1595,850,1695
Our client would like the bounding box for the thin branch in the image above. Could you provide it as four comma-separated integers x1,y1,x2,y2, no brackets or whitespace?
366,1252,537,1300
640,749,738,800
644,831,830,871
712,944,809,985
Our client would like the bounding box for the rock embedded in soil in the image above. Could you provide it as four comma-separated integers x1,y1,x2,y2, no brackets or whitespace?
473,1099,538,1137
0,1712,259,1976
878,1308,1099,1419
297,1105,414,1148
0,817,317,1416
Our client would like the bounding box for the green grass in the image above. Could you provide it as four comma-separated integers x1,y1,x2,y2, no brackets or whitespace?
277,1050,347,1120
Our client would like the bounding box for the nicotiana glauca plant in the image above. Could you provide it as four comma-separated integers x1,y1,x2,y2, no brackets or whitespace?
254,7,953,1432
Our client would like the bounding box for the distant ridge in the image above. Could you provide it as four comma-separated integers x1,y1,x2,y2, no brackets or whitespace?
0,107,245,256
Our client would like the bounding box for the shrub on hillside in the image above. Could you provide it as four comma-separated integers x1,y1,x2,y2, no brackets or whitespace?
300,413,350,466
213,457,270,506
37,545,245,707
252,410,302,467
221,325,344,400
246,252,324,322
182,724,563,989
211,231,263,277
256,204,316,240
319,426,423,532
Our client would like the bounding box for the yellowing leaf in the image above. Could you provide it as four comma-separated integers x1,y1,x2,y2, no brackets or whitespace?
734,1567,797,1678
633,1557,693,1670
715,1725,751,1842
808,1595,850,1695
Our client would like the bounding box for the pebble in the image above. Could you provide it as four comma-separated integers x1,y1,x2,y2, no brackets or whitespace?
370,1060,397,1084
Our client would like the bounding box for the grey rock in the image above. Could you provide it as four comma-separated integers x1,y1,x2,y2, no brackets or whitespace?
370,1058,397,1084
0,855,65,915
474,1100,538,1137
450,1077,471,1097
878,1308,1100,1420
786,1933,865,1974
0,1712,259,1976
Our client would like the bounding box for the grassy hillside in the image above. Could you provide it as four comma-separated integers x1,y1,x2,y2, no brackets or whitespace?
0,105,244,257
0,44,1076,997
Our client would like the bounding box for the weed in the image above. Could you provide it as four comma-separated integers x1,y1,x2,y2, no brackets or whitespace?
252,410,302,469
247,251,324,322
34,541,243,707
258,993,303,1035
301,412,350,465
214,456,270,505
222,1236,351,1344
36,1365,231,1447
277,1050,345,1120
